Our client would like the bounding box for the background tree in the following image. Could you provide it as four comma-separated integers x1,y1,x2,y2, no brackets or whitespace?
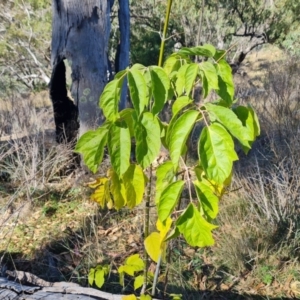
0,0,51,97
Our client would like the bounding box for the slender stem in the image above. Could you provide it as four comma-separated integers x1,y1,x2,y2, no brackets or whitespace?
151,253,162,296
158,0,173,67
141,165,152,294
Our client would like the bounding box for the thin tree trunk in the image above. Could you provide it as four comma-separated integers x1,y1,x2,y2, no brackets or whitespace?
117,0,130,110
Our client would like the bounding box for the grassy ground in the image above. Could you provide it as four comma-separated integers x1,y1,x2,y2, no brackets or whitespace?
1,45,300,299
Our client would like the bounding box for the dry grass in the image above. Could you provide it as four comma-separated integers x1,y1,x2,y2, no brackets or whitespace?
212,49,300,297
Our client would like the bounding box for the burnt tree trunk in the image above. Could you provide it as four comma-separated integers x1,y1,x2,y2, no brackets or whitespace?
50,0,115,142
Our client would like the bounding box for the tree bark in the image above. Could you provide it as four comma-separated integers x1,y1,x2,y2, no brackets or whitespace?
50,0,114,142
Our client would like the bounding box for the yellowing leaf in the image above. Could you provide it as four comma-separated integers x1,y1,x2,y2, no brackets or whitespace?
122,295,137,300
140,295,152,300
87,177,107,189
94,268,105,288
134,275,144,290
88,268,95,286
90,178,108,208
110,170,126,209
120,254,144,275
144,232,161,262
156,217,172,241
122,164,146,208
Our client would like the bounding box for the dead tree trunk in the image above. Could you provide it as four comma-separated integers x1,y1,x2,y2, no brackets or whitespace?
50,0,114,142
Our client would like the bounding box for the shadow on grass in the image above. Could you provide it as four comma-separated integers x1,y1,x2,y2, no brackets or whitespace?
0,245,297,300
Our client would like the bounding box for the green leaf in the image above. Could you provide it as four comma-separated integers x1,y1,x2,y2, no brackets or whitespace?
215,59,234,105
131,63,146,71
150,66,170,115
176,64,189,96
176,203,217,247
194,180,219,220
199,123,238,184
110,170,126,209
205,103,252,149
134,275,144,291
119,108,135,137
158,180,184,223
250,106,260,136
233,105,260,154
122,164,146,208
128,69,148,116
199,61,218,97
178,44,216,57
163,54,183,76
172,96,193,116
107,122,131,176
168,110,199,167
134,112,161,169
75,125,109,173
155,161,175,204
88,268,95,286
100,79,121,121
144,232,161,263
214,49,226,61
184,63,199,96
